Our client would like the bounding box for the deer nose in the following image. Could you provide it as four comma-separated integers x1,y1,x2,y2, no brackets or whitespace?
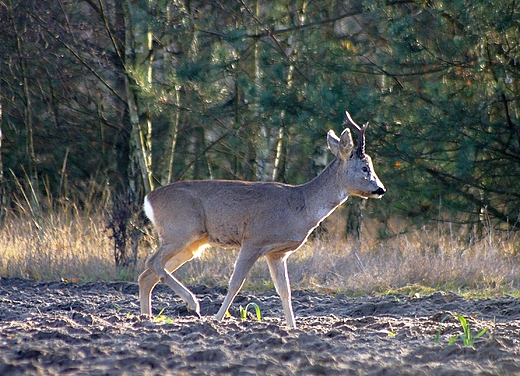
373,187,386,196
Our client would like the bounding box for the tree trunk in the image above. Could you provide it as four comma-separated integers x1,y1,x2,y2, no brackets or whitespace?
161,86,180,185
123,0,155,194
344,198,365,253
9,0,38,206
0,82,5,222
104,0,155,272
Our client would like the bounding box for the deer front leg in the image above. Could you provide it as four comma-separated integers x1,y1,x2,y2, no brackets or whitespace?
215,246,262,321
266,253,296,329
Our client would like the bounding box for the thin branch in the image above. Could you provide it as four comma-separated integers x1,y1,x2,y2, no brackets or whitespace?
198,1,416,39
27,10,125,102
423,166,520,230
267,33,310,83
362,54,404,89
177,129,234,181
247,0,416,38
97,0,125,67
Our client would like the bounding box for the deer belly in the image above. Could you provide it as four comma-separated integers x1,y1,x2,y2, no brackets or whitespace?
207,235,242,248
205,222,244,248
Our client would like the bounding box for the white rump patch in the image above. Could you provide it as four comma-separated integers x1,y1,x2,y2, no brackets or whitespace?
143,196,155,226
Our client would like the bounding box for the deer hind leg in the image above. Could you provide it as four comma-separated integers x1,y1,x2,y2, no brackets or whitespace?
266,253,296,329
140,237,208,317
215,246,263,321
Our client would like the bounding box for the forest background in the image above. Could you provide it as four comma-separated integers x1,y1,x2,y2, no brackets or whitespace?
0,0,519,293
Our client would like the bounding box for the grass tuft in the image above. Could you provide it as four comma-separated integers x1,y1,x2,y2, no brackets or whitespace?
448,314,489,346
435,313,489,346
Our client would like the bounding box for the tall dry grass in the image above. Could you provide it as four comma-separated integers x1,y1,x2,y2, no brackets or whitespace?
1,192,519,296
288,228,520,296
0,176,119,282
177,224,520,297
0,205,117,283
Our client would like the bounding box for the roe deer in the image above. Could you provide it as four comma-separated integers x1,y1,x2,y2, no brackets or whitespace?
139,111,386,328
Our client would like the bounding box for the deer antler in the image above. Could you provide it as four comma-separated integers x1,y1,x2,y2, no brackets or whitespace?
343,111,368,158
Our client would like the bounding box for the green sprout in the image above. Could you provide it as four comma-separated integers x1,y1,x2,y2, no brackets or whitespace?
434,314,452,344
448,314,489,346
436,313,488,346
239,303,262,322
154,308,173,324
112,303,122,311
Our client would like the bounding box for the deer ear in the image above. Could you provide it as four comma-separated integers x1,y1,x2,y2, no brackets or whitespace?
339,128,354,155
327,130,340,157
328,129,354,160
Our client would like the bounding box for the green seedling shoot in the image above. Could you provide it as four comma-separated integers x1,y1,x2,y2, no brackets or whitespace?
154,308,173,324
239,303,262,322
444,314,488,346
434,314,452,343
435,314,489,346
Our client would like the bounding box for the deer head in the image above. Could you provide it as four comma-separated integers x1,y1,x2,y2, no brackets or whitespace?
326,111,386,199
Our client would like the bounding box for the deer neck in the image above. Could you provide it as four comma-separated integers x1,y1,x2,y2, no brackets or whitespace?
298,158,349,222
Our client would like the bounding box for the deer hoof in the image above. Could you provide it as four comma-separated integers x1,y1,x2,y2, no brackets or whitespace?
187,303,201,318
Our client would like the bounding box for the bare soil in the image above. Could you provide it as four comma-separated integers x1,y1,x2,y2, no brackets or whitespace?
1,277,520,375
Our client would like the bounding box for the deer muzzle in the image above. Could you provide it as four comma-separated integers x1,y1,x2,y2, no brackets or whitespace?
372,186,386,198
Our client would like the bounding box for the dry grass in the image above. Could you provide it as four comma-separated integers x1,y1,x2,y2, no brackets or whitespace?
176,225,520,297
0,176,120,282
288,229,520,296
1,201,520,297
0,209,116,282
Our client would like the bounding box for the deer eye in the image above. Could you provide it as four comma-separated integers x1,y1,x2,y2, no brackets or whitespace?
362,167,369,173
